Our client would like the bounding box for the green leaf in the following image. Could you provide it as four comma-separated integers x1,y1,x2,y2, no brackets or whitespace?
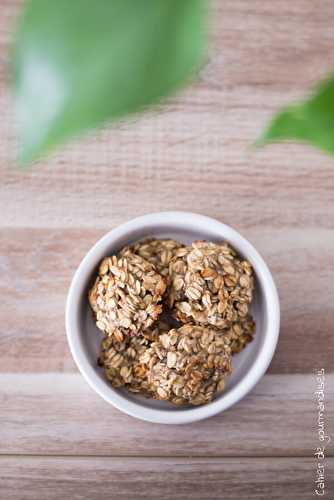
257,73,334,156
13,0,207,165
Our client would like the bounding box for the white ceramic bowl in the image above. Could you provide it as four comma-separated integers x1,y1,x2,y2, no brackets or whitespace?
66,212,280,424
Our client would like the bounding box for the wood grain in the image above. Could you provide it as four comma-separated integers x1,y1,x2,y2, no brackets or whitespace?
1,1,334,498
2,456,332,500
1,373,333,456
1,228,333,374
1,2,334,232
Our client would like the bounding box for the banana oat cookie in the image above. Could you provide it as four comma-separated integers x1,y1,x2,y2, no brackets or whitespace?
222,315,255,354
140,324,232,405
98,318,178,395
168,241,254,329
121,238,184,279
89,252,166,336
98,332,152,394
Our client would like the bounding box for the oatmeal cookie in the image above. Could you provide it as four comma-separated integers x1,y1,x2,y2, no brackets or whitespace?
89,252,166,336
121,238,184,280
140,324,232,405
169,241,254,329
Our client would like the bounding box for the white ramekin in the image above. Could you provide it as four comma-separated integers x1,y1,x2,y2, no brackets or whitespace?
66,212,280,424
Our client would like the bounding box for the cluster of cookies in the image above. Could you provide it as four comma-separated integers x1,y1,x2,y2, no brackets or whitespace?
89,238,255,406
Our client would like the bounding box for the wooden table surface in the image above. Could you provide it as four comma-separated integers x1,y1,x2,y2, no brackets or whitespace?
1,1,333,499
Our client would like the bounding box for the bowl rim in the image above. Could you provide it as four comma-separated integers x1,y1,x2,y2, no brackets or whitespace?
66,211,280,424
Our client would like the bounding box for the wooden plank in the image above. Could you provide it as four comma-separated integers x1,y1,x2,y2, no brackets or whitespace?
1,228,333,374
1,2,334,377
1,1,334,232
1,373,333,457
0,1,334,487
1,456,332,500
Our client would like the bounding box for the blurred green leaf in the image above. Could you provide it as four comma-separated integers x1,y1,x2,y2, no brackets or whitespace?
257,73,334,156
13,0,207,165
